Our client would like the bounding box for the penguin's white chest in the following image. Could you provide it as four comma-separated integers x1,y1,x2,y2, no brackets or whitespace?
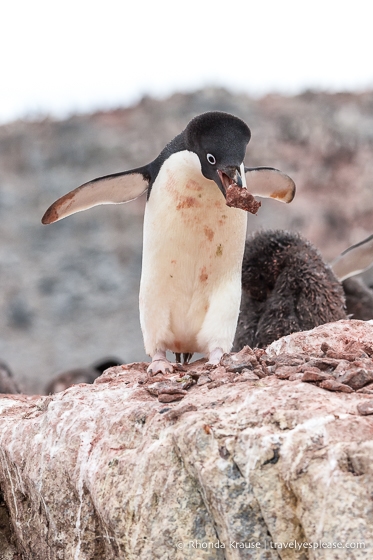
139,151,247,356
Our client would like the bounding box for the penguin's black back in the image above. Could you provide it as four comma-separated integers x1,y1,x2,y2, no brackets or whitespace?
233,230,347,350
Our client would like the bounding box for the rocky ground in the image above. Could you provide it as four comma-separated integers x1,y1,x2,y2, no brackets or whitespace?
1,88,373,392
109,320,373,406
0,320,373,559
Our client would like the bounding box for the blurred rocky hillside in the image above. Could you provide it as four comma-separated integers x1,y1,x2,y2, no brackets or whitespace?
1,88,373,393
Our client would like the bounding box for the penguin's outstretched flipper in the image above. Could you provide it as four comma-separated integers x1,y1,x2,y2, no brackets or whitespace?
331,234,373,281
42,166,150,224
245,167,296,203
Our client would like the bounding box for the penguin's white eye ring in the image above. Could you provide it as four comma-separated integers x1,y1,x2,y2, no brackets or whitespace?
206,153,216,165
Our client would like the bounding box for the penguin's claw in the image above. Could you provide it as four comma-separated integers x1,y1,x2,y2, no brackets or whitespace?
147,358,174,375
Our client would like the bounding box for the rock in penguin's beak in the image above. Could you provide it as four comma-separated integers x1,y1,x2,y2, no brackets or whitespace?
217,166,243,197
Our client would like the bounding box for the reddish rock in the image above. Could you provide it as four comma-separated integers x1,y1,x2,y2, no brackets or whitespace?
219,346,259,372
306,358,340,371
332,360,354,375
266,353,308,367
158,393,185,403
275,366,299,379
319,379,354,393
233,370,260,382
253,367,266,379
253,348,266,360
145,377,192,397
357,400,373,415
302,370,335,382
289,372,304,381
225,185,261,214
338,369,373,390
326,350,366,362
298,365,322,375
357,386,373,394
209,366,229,381
333,370,359,385
196,375,211,386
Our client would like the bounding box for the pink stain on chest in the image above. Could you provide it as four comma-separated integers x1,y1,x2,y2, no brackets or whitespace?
199,266,208,283
176,196,201,210
186,179,203,192
203,226,214,241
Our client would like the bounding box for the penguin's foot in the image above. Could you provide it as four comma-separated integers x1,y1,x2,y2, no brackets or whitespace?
207,347,224,366
147,351,174,375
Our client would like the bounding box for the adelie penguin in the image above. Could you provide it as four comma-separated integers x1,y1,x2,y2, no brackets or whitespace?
42,112,295,374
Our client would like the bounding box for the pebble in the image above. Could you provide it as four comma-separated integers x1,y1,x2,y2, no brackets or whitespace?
158,393,185,403
302,370,335,382
274,366,298,379
339,369,373,391
357,400,373,415
319,379,354,393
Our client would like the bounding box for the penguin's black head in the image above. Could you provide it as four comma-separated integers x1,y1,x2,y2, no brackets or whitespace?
185,112,251,196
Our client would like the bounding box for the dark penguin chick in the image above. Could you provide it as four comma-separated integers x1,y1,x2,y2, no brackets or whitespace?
342,277,373,320
45,368,99,394
233,230,346,350
0,361,21,394
45,357,122,394
91,357,122,374
42,112,295,374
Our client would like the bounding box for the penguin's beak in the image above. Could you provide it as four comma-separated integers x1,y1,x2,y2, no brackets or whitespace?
216,166,243,197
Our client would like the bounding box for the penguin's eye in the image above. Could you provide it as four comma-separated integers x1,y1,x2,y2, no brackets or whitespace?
206,153,216,165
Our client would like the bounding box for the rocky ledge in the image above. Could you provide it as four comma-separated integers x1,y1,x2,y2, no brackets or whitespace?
1,320,373,559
